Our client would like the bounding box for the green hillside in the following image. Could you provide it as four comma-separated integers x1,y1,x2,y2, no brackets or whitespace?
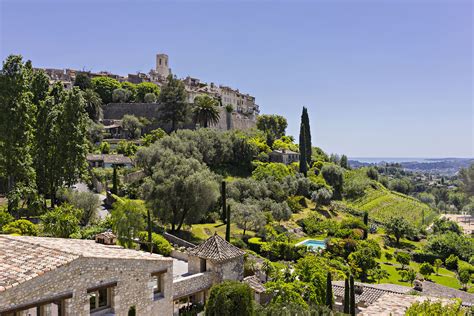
346,182,436,227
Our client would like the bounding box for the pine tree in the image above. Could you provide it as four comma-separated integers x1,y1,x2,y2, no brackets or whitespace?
225,205,231,242
343,277,350,314
340,154,349,169
325,271,333,309
350,275,356,316
158,74,188,132
301,107,312,165
299,123,307,176
363,211,369,239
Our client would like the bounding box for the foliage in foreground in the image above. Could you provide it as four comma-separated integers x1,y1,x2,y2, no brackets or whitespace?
205,281,254,316
405,299,466,316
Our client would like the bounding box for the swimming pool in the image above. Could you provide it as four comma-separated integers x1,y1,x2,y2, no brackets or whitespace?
296,239,326,250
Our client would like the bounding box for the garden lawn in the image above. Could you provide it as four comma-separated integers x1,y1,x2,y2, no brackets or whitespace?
189,221,255,241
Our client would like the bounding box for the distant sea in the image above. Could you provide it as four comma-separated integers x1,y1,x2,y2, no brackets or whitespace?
350,157,455,164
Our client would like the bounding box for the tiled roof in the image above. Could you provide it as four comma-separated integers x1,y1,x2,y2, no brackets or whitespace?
332,281,412,305
243,275,266,294
0,235,171,292
187,233,245,262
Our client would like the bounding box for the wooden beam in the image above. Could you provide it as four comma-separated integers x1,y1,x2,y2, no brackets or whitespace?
0,292,73,314
86,281,118,293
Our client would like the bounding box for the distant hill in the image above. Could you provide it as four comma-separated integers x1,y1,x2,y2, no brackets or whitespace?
346,182,435,227
349,158,473,175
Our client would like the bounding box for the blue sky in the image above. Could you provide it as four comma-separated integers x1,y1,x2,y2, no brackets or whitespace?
1,0,472,158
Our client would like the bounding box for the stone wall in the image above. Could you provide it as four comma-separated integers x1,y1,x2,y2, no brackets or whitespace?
0,257,174,316
172,272,214,300
102,103,256,132
208,257,244,282
170,250,189,262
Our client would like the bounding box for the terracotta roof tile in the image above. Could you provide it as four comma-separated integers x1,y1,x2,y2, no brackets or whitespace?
187,234,245,262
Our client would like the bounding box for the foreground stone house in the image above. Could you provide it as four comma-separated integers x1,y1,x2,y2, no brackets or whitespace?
0,233,246,315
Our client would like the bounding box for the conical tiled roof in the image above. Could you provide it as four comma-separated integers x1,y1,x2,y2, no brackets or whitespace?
188,233,245,262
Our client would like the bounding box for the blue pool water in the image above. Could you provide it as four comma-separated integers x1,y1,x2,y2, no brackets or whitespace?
299,239,326,250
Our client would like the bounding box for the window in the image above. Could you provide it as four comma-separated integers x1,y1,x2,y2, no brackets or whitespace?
89,288,111,313
153,274,164,300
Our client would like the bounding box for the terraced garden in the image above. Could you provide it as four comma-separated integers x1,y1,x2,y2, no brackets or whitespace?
346,183,436,226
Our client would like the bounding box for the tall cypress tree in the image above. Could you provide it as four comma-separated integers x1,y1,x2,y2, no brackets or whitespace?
325,271,333,309
343,277,350,314
350,275,356,316
301,107,312,165
299,123,307,176
221,181,227,223
225,205,231,242
363,211,369,239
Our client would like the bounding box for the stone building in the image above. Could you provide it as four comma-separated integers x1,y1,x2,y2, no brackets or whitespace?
0,235,174,316
269,149,300,165
86,154,133,168
0,233,248,315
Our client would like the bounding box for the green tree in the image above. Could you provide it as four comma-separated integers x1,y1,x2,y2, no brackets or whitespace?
366,167,379,181
445,254,459,270
57,88,89,187
458,163,474,197
385,216,413,245
458,269,470,290
141,152,218,232
434,258,443,275
112,88,132,103
136,82,160,102
193,94,220,128
321,164,344,200
122,114,143,139
406,299,466,316
111,199,146,248
233,202,265,236
325,272,333,309
205,281,254,316
256,114,288,146
0,55,36,212
112,166,118,195
41,204,82,238
369,267,389,283
343,278,350,314
0,210,14,231
91,76,121,104
349,275,355,316
141,128,166,146
348,248,379,281
299,123,307,176
395,252,411,270
81,88,103,122
363,211,369,239
73,72,92,90
225,205,231,242
157,74,188,131
60,189,101,226
120,81,137,101
301,107,312,165
340,154,349,169
419,262,434,279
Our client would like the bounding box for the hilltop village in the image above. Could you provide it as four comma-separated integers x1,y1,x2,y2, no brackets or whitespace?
0,54,473,316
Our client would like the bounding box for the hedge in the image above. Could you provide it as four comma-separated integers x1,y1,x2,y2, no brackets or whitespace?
411,251,442,264
247,237,265,253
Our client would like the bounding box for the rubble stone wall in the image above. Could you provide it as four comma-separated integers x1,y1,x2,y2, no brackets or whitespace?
0,257,174,316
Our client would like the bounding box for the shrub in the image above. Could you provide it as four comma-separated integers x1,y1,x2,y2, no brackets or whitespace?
385,252,393,261
366,167,379,181
205,281,254,316
412,251,442,264
395,252,411,269
137,231,172,256
426,232,473,261
247,237,265,253
406,299,465,316
287,196,304,213
231,238,247,249
419,262,435,279
0,210,14,230
3,219,38,236
41,204,82,238
445,255,459,271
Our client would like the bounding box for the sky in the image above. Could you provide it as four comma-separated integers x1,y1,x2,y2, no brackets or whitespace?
1,0,472,158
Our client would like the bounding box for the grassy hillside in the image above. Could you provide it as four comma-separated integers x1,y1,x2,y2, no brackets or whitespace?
346,182,436,226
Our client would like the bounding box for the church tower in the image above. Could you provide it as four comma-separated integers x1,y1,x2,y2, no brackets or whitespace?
155,53,170,78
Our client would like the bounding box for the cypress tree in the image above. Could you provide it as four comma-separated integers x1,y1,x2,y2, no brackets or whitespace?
225,205,231,242
299,123,307,176
343,277,350,314
147,209,153,253
112,166,118,194
363,211,369,239
350,275,356,316
221,180,226,223
301,107,312,165
325,271,333,309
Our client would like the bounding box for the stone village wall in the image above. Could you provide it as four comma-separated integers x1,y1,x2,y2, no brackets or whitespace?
172,272,214,300
102,103,256,133
0,257,174,316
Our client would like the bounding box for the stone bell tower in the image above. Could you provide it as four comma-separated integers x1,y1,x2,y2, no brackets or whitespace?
155,53,170,78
